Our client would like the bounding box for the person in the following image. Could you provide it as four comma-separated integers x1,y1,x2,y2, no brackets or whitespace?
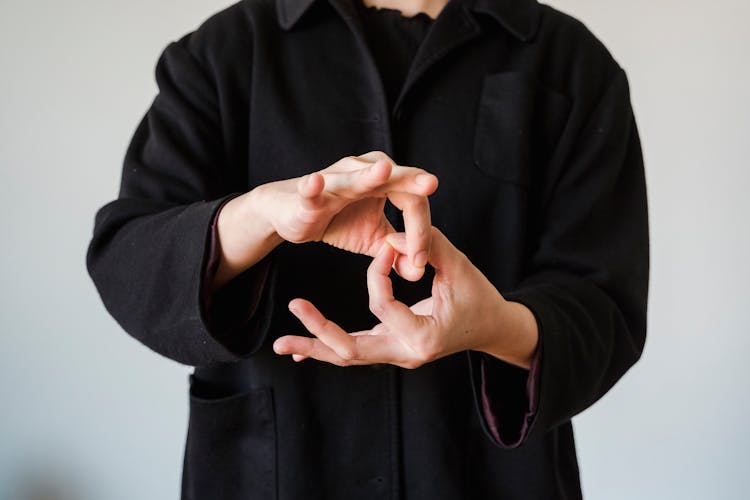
86,0,649,498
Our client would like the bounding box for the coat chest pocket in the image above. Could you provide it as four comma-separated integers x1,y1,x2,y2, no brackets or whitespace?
182,376,276,500
473,72,571,187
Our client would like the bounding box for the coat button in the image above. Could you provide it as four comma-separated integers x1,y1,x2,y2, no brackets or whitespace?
368,476,386,489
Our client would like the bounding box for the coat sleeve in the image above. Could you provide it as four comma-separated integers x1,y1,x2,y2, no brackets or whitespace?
86,31,275,367
470,66,649,447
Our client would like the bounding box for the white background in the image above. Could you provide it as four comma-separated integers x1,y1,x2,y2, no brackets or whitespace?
1,0,748,498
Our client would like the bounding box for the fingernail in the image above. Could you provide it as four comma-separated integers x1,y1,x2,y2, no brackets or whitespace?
414,250,428,268
416,173,434,187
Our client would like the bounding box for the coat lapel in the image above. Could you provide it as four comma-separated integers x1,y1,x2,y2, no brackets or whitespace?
393,0,481,114
326,0,395,152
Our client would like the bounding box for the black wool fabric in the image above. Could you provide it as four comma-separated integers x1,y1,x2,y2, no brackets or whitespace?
354,2,435,109
86,0,650,498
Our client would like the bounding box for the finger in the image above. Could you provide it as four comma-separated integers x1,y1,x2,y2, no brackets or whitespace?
424,226,461,272
324,153,379,173
321,159,392,198
276,333,401,367
389,227,461,275
381,232,418,281
356,151,438,196
382,165,438,197
274,335,347,365
328,151,438,195
354,151,392,164
392,252,420,281
297,172,326,210
324,159,437,199
409,297,433,316
287,298,361,361
378,238,433,317
367,243,422,331
388,192,431,275
386,232,408,254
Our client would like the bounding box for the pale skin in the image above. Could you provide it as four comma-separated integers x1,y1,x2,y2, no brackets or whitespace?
274,229,539,369
213,0,538,371
361,0,449,19
212,151,438,289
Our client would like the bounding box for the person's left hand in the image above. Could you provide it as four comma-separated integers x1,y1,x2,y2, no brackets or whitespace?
273,227,539,370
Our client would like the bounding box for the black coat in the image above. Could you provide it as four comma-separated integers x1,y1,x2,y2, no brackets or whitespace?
86,0,649,498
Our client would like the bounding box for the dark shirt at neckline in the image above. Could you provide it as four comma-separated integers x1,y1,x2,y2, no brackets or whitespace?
354,0,435,111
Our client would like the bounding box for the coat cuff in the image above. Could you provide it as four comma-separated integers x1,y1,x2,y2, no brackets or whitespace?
197,195,276,358
468,334,542,448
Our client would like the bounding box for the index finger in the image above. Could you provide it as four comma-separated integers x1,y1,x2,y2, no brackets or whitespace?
322,160,438,199
387,191,431,279
367,243,423,331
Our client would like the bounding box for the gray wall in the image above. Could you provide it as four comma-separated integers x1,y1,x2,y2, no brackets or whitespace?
1,0,747,498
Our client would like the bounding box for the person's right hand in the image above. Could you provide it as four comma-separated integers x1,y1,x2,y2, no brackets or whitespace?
212,151,438,290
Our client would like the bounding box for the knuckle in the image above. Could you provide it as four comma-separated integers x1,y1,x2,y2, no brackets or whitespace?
368,150,396,166
369,298,386,316
411,335,438,363
332,155,358,171
316,318,334,333
404,195,428,210
414,197,430,212
339,345,358,361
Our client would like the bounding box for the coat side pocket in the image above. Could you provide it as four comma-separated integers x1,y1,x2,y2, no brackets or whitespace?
181,376,276,500
473,72,571,187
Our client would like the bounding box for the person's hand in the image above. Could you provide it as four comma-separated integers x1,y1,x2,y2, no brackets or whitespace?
273,227,539,370
260,151,436,277
214,151,438,289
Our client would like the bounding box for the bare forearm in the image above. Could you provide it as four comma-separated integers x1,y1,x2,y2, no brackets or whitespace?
478,298,539,370
211,187,283,291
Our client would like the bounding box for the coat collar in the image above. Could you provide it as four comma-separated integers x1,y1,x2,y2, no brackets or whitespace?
276,0,540,42
467,0,540,41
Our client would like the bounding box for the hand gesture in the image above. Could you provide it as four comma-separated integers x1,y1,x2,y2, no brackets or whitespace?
273,227,539,370
215,151,438,289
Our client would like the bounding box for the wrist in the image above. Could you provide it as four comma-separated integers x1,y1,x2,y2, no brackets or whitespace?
237,186,284,248
212,189,283,289
476,297,539,370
